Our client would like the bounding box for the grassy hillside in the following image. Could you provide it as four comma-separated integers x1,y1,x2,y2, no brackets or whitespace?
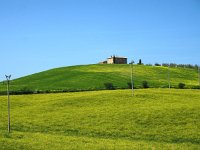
0,89,199,149
0,64,199,92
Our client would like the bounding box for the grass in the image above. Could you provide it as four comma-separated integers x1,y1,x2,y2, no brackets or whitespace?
0,64,199,92
0,89,199,149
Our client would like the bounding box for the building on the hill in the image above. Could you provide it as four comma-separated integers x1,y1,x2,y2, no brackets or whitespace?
107,56,127,64
99,60,108,64
99,55,127,64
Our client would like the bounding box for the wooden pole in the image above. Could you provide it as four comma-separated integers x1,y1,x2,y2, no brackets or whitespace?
168,66,170,89
5,75,11,133
130,61,134,96
198,66,200,86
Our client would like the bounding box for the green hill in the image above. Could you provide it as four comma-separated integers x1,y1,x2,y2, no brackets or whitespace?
0,64,199,93
0,89,200,149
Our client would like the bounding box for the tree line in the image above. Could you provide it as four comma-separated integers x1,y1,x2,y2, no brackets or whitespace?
132,59,199,69
147,62,199,69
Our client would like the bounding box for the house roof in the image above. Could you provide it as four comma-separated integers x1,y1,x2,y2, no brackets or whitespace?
107,56,127,59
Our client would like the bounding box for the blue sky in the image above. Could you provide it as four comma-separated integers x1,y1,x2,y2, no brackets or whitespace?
0,0,200,80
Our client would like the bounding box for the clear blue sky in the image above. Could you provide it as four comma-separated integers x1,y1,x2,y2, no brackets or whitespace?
0,0,200,80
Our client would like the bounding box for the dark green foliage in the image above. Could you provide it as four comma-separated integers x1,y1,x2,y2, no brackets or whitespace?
191,85,200,89
169,63,177,67
9,87,35,95
155,63,161,66
178,83,185,89
145,64,152,66
161,63,198,69
129,60,134,64
142,81,149,88
104,82,115,90
127,82,134,89
113,55,116,64
185,64,195,69
162,63,169,67
20,87,34,94
0,91,6,95
176,64,198,69
138,59,143,65
177,64,185,68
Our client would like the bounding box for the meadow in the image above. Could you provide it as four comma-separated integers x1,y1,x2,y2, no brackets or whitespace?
0,64,199,93
0,89,199,149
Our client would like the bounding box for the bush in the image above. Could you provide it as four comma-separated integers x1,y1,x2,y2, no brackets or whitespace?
19,87,34,94
142,81,149,88
162,63,169,67
177,64,187,68
191,85,200,89
176,64,197,69
169,63,177,68
127,82,134,89
178,83,185,89
185,64,194,69
155,63,161,66
0,91,7,95
145,64,152,66
104,83,115,90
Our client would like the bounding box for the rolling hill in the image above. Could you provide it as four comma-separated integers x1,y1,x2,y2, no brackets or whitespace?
0,64,199,93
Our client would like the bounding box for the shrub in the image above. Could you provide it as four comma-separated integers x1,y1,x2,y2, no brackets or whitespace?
176,64,197,69
177,64,185,68
20,87,34,94
104,83,115,90
191,85,200,89
127,82,134,89
145,64,152,66
0,91,7,95
169,63,177,68
185,64,194,69
178,83,185,89
162,63,169,67
142,81,149,88
155,63,161,66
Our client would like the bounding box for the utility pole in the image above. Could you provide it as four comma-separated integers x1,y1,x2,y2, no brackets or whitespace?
198,65,200,86
130,60,134,96
5,75,11,133
168,65,170,89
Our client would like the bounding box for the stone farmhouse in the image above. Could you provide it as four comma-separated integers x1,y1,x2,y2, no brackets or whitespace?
99,55,127,64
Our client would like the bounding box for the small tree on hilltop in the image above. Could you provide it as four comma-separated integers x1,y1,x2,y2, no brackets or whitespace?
155,63,161,66
138,59,143,65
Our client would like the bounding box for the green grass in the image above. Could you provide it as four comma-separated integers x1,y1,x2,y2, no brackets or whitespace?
0,64,199,92
0,89,199,149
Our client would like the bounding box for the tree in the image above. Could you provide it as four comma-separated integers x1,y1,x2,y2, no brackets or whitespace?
138,59,143,65
155,63,161,66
